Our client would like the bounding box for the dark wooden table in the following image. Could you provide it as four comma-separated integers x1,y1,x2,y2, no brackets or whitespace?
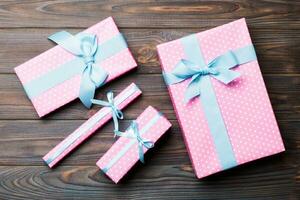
0,1,299,199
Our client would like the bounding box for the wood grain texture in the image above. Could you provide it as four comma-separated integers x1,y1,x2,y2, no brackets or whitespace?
0,0,299,28
0,0,299,199
0,28,299,74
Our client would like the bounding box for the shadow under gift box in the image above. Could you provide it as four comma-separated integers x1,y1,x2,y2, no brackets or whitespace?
157,18,285,179
97,106,172,184
14,16,137,117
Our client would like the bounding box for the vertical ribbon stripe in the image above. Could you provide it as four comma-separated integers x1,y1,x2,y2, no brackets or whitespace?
44,84,140,165
181,34,237,169
23,33,128,100
102,112,162,173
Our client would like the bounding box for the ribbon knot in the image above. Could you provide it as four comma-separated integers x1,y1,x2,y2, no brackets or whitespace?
197,67,219,76
49,31,109,108
83,55,95,65
91,91,123,136
115,121,154,163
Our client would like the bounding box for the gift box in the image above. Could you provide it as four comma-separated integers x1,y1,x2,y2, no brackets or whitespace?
43,83,142,168
157,18,285,179
97,106,172,183
14,17,137,117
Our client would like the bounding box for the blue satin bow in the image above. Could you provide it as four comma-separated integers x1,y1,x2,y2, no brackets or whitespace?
49,31,108,108
163,45,257,102
114,121,154,163
91,91,123,136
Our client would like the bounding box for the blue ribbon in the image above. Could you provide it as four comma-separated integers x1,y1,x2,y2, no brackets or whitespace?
163,44,257,102
163,34,257,170
102,112,161,173
115,121,154,163
49,31,107,108
91,91,124,136
23,32,128,108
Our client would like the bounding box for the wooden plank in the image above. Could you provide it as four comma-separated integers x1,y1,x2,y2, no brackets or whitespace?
0,164,297,200
0,0,298,29
0,119,297,166
0,28,299,74
0,1,298,199
0,73,299,120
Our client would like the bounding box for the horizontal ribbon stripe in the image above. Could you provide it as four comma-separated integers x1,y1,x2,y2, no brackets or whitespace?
24,33,128,100
102,112,162,173
44,84,139,165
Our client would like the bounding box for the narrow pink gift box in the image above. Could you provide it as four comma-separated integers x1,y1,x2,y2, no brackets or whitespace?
157,18,285,179
97,106,172,183
43,83,141,168
14,16,137,117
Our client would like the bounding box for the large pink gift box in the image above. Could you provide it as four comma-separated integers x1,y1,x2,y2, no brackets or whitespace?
43,83,141,168
97,106,172,183
14,17,137,117
157,18,285,179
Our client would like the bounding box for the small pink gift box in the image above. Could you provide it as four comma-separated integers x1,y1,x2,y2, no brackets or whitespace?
97,106,172,183
157,18,285,179
14,17,137,117
43,83,141,168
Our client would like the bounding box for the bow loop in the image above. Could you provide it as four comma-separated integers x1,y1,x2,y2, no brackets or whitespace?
172,59,201,78
162,45,258,103
80,34,98,58
49,31,108,108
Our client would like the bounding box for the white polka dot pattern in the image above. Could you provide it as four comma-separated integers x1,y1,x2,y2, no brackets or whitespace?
97,106,172,183
14,17,137,117
157,18,285,179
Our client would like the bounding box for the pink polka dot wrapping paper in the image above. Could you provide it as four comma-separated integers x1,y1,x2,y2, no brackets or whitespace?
157,18,285,179
14,17,137,117
97,106,172,183
43,83,142,168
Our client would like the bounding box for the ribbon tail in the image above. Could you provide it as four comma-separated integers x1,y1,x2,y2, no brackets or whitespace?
172,59,200,78
90,99,111,107
112,111,119,137
114,130,125,137
138,144,145,163
90,63,108,88
212,68,241,84
162,71,186,85
143,140,154,149
79,69,96,108
185,75,202,103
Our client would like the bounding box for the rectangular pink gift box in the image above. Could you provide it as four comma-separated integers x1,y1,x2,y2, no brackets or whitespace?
43,83,141,168
157,18,285,179
14,16,137,117
97,106,172,183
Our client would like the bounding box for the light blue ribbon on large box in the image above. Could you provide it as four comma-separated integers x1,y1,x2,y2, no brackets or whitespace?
163,34,257,170
23,31,128,108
